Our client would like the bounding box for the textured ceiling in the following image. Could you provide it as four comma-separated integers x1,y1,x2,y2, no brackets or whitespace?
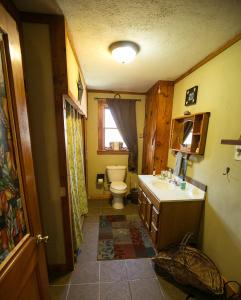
14,0,241,92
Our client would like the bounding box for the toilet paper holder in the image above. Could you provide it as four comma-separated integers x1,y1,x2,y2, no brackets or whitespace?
96,173,105,186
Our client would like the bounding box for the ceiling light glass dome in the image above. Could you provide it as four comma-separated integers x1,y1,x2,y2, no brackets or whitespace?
109,41,140,64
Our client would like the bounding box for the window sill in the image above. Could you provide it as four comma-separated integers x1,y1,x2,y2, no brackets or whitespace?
97,149,129,155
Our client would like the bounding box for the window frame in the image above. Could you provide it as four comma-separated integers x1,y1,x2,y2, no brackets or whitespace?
97,100,128,155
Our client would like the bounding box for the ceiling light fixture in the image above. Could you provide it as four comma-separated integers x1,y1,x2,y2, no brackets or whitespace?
109,41,140,64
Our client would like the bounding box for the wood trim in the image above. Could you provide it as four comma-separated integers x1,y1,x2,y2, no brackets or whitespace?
146,80,174,94
0,0,19,22
49,16,74,271
88,88,146,95
64,94,83,115
175,32,241,83
98,99,105,150
20,12,58,24
81,117,88,187
97,150,129,155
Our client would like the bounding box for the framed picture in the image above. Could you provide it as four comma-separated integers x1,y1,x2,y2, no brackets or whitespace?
185,86,198,106
77,73,83,105
0,38,27,263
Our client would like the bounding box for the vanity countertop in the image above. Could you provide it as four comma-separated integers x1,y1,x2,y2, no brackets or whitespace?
138,175,205,202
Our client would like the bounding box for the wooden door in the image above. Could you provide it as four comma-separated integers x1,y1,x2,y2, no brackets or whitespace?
0,4,49,300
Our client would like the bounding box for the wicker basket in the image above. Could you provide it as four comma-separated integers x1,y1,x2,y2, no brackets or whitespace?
153,234,224,297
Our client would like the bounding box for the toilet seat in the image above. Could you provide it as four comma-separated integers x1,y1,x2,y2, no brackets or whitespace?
110,181,127,193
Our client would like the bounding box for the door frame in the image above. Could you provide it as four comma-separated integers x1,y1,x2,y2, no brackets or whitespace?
19,12,75,272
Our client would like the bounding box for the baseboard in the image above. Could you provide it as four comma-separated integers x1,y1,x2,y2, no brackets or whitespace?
47,264,70,277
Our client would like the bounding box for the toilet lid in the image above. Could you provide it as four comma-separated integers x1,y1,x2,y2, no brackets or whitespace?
111,181,127,191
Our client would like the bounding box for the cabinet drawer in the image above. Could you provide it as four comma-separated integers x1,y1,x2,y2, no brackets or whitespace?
151,223,158,245
152,206,159,227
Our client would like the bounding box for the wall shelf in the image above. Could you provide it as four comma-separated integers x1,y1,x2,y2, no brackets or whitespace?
170,112,210,155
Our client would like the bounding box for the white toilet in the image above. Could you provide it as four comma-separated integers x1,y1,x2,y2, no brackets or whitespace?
106,165,127,209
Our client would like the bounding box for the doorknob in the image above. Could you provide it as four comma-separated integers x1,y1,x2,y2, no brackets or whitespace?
36,234,49,245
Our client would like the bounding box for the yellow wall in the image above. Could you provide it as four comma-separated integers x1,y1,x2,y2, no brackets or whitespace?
168,40,241,281
66,35,87,117
87,92,145,199
22,23,66,265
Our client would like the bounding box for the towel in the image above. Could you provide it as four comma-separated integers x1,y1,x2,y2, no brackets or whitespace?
174,152,183,176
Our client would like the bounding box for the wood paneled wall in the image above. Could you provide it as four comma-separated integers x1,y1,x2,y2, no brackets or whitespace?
142,81,174,174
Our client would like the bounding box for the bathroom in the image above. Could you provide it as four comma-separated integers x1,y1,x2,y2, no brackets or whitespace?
0,1,241,300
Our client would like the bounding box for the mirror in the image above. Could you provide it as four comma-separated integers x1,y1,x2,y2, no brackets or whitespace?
182,120,193,149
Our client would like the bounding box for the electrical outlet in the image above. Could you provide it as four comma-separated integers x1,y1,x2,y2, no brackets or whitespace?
234,145,241,161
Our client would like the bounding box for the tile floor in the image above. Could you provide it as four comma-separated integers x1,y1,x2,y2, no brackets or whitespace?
49,199,191,300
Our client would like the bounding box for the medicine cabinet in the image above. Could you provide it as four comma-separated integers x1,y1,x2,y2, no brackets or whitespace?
170,112,210,155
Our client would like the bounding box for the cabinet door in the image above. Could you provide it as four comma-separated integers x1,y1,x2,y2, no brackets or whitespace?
151,223,158,245
145,197,152,231
152,206,160,228
138,189,145,222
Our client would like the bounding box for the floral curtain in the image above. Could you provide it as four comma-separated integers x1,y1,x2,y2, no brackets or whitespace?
65,102,88,251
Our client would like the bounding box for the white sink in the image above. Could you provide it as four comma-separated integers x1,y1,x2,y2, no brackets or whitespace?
151,180,175,190
138,175,205,202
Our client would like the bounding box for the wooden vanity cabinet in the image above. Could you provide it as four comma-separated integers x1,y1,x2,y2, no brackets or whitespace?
138,181,203,250
138,188,152,230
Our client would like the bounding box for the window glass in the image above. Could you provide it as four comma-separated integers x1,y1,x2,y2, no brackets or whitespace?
104,108,127,149
104,108,116,128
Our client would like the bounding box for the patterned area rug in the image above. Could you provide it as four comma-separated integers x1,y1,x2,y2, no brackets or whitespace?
97,215,156,260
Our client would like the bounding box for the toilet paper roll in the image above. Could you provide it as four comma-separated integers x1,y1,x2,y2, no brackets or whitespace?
97,178,104,184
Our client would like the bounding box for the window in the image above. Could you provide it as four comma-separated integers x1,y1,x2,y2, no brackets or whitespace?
98,100,128,154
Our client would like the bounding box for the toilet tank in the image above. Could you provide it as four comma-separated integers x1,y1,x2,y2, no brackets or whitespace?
106,166,127,182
